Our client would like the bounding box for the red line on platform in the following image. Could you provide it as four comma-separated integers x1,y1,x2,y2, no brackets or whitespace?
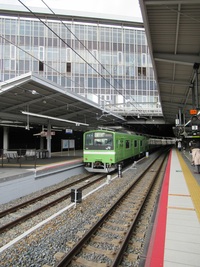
145,150,172,267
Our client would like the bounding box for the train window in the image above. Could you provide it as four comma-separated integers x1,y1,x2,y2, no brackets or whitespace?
140,140,143,146
95,138,112,145
134,140,137,147
85,132,113,150
118,139,123,148
85,133,94,146
126,140,130,149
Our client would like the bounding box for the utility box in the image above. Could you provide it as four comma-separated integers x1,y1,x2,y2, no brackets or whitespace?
71,189,82,203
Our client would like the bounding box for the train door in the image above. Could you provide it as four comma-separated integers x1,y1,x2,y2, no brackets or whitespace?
133,138,139,157
115,136,124,162
139,137,146,156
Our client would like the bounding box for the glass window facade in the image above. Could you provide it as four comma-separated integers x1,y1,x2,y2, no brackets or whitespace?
0,15,162,116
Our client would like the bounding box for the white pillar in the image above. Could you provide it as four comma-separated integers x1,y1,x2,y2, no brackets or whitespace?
46,121,51,158
40,136,44,149
3,127,9,152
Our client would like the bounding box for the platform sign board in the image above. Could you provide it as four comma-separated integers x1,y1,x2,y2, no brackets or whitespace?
61,139,76,155
69,140,75,149
61,139,75,149
65,129,73,134
62,139,68,149
41,131,55,137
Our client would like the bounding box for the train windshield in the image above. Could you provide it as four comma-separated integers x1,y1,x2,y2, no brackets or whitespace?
85,132,113,150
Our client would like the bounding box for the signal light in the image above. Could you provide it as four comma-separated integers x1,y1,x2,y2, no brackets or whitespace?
191,115,198,121
190,109,198,115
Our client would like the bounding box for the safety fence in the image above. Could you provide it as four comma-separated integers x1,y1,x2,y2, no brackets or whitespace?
0,148,49,168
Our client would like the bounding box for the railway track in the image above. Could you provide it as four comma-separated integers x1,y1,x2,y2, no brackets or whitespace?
54,150,169,267
0,173,107,234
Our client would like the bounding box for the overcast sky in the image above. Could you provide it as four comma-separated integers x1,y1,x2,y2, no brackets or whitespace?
1,0,142,18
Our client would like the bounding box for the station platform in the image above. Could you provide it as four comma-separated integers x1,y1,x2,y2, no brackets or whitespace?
145,148,200,267
0,150,83,182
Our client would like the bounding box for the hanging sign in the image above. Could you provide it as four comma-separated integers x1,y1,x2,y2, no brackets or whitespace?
190,109,198,115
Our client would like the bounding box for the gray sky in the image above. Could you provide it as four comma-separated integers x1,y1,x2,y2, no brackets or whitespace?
0,0,142,18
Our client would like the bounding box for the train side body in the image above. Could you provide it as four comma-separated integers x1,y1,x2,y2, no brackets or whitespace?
83,130,149,173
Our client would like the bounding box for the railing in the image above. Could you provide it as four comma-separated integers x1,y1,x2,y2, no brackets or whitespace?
0,148,49,168
103,102,162,115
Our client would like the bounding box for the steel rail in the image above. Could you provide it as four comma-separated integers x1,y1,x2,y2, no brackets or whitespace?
0,174,106,234
55,149,169,267
110,151,169,266
0,174,97,218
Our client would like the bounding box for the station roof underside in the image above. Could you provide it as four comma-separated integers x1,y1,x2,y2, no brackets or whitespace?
139,0,200,125
0,72,126,131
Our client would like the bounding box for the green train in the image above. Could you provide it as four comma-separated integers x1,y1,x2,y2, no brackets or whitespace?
83,129,149,173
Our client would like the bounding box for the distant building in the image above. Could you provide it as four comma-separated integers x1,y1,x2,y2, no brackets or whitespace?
0,5,162,117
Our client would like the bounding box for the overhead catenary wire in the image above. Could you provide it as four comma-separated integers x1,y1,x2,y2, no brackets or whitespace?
0,37,105,124
0,34,114,123
0,35,82,90
0,32,123,125
41,0,144,113
18,1,118,91
18,0,142,113
41,1,135,97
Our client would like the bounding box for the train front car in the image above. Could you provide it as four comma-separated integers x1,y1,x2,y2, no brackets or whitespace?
83,130,116,173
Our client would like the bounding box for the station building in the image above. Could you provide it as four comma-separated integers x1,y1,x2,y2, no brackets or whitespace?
0,4,161,117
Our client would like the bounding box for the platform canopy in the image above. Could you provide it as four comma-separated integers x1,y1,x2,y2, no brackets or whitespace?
139,0,200,126
0,72,125,131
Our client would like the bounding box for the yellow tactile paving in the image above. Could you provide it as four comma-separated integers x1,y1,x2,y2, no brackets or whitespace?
176,150,200,222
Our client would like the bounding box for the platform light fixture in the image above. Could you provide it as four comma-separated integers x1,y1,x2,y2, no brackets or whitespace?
0,123,33,129
21,111,89,126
